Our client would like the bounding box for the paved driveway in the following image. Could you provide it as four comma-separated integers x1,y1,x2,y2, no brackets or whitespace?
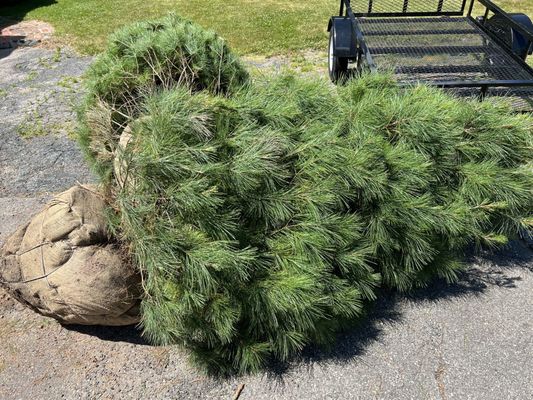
1,47,532,400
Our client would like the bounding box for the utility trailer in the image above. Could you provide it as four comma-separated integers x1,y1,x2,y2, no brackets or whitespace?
327,0,533,110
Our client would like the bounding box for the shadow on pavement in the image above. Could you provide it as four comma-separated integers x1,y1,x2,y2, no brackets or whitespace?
60,241,533,375
264,240,533,377
64,323,149,346
0,0,56,59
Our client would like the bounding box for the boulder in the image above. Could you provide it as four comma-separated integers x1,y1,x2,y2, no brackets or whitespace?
0,185,141,326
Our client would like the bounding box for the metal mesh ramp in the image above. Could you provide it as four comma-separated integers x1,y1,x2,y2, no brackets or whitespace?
358,16,533,109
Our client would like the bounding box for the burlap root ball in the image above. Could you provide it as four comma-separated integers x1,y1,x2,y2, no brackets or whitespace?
0,185,141,326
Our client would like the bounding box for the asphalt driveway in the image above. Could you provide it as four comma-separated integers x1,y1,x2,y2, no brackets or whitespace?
1,47,532,400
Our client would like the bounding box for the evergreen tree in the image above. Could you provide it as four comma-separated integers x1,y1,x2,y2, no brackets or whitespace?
79,16,533,375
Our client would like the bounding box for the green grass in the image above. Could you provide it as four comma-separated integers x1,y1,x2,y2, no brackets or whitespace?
16,111,48,138
1,0,531,55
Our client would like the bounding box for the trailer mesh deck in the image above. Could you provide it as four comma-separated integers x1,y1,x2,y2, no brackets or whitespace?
358,16,533,109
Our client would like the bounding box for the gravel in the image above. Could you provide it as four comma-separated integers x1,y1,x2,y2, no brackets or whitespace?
0,46,532,400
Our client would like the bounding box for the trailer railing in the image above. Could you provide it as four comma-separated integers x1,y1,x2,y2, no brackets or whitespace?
336,0,533,100
348,0,468,17
340,0,377,72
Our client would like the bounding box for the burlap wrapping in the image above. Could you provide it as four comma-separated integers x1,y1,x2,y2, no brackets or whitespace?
0,185,141,326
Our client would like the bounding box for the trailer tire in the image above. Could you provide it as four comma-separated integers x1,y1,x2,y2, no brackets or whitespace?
328,26,349,83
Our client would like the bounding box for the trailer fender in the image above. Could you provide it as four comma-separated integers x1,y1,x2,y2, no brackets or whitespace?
485,13,533,60
327,17,357,59
509,14,533,57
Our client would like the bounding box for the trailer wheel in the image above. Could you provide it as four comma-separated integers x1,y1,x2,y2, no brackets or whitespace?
328,26,349,83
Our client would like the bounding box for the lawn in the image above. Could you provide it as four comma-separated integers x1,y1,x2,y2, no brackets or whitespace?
0,0,532,55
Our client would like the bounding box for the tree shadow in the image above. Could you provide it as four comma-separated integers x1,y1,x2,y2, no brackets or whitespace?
57,240,533,376
0,0,56,59
263,240,533,378
64,323,149,346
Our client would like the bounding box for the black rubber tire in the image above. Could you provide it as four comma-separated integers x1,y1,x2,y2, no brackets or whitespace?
328,27,349,83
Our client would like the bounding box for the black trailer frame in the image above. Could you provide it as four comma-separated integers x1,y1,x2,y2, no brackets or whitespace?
327,0,533,109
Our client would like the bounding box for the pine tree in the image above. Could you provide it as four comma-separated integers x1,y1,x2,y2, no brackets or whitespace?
78,16,533,375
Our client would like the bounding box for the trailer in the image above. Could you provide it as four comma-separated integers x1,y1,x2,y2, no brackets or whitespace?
327,0,533,110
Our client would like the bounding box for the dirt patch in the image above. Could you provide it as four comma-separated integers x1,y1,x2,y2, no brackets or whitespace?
0,288,18,310
244,50,328,76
